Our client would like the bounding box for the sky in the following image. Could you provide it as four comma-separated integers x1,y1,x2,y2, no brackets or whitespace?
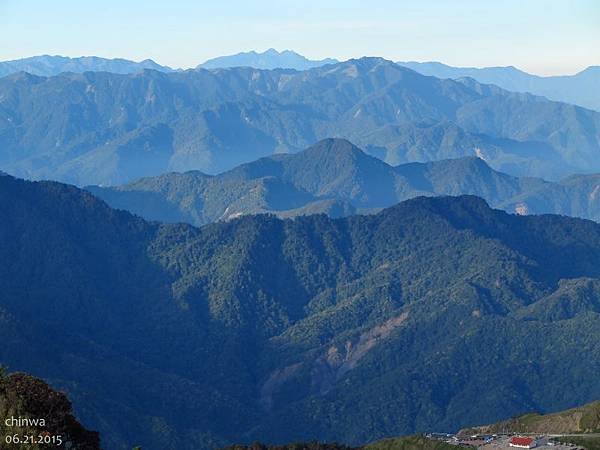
1,0,599,76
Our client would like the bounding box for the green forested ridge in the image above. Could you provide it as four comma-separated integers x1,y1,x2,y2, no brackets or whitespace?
1,58,599,185
2,174,600,449
88,138,600,227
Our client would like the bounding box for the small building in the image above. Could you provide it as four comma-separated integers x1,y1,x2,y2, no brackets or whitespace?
510,437,536,449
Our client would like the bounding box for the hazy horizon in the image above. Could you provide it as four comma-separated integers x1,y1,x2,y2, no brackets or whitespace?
1,48,599,77
2,0,599,76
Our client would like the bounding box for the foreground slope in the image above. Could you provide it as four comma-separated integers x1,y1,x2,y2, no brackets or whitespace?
2,174,600,449
1,58,599,184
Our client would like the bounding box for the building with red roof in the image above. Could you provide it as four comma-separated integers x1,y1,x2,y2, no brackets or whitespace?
509,437,536,449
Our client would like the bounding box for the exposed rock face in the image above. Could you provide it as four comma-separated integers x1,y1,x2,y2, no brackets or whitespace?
260,312,410,407
515,203,529,215
311,312,409,395
260,363,303,411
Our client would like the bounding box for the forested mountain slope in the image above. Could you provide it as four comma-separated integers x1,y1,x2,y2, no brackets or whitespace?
88,138,600,226
2,173,600,449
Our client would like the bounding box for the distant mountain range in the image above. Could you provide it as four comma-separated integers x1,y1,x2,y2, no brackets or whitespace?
3,172,600,449
397,61,600,111
1,57,599,185
86,138,600,226
199,48,338,70
0,50,337,78
0,54,174,77
2,52,598,112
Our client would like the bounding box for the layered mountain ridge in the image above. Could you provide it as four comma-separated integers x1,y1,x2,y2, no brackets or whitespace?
87,138,600,226
1,57,599,185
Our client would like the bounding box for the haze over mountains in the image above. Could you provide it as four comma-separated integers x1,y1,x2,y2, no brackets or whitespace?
397,61,600,112
87,138,600,226
1,57,600,186
3,172,600,450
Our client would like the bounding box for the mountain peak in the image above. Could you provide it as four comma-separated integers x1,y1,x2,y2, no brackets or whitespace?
305,138,363,155
383,194,497,229
198,49,338,70
325,57,413,78
297,138,391,169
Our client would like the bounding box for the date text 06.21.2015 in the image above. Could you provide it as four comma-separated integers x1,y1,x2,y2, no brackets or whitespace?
4,432,64,446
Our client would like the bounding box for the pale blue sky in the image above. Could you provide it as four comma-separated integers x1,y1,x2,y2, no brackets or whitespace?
1,0,599,75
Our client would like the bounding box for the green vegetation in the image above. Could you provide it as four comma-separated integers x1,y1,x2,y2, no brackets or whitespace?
223,442,354,450
88,139,600,228
555,437,600,450
3,175,600,449
87,139,545,227
222,435,454,450
365,436,456,450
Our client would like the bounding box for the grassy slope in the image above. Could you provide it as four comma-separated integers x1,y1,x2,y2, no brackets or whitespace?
461,401,600,434
556,437,600,450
